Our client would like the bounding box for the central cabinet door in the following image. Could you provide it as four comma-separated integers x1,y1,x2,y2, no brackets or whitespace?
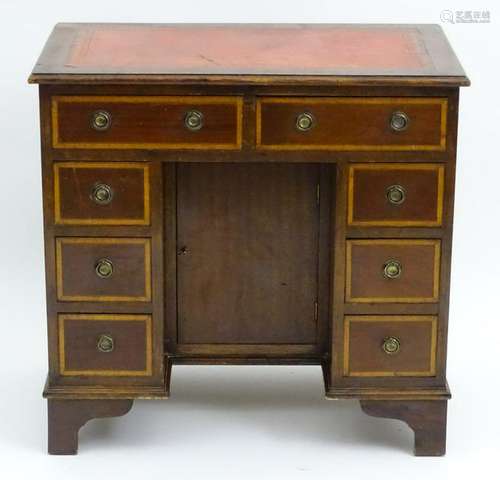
176,163,321,345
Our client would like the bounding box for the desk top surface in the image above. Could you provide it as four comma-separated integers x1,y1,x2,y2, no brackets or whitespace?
29,23,469,86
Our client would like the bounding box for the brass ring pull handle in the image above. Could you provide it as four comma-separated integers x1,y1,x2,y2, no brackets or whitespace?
97,334,114,353
390,111,409,132
91,110,112,131
383,260,402,279
95,258,114,279
382,336,401,355
386,184,406,205
296,112,315,132
91,183,113,205
184,110,204,131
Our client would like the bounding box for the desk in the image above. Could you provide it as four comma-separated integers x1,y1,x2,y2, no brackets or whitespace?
29,23,469,455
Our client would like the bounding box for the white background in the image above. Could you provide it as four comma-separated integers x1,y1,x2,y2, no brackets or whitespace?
0,0,499,478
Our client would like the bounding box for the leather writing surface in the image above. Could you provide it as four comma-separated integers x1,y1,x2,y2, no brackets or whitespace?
66,24,428,73
30,23,466,81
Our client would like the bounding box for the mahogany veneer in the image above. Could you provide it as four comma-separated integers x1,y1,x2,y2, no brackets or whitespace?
30,23,469,455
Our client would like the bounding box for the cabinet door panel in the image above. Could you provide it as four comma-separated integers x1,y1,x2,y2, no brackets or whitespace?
177,163,320,345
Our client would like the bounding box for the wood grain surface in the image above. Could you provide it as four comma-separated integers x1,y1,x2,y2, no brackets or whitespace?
346,239,441,303
58,314,152,376
343,315,437,376
257,97,447,151
348,164,444,226
176,163,320,346
54,162,150,225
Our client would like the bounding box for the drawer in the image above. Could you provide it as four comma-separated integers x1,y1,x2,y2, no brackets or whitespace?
54,162,150,225
58,314,152,376
346,239,440,303
56,238,151,302
347,164,444,227
343,315,437,377
256,97,447,151
52,96,243,150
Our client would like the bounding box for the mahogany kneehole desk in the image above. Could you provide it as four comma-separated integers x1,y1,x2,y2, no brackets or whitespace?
29,23,469,455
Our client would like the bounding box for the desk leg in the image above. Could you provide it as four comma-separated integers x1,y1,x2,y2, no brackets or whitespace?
360,400,447,456
48,399,134,455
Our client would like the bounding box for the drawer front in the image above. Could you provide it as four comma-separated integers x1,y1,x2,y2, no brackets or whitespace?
52,96,243,150
348,164,444,227
56,238,151,302
257,97,447,151
54,162,150,225
343,315,437,377
346,239,440,303
58,314,152,376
